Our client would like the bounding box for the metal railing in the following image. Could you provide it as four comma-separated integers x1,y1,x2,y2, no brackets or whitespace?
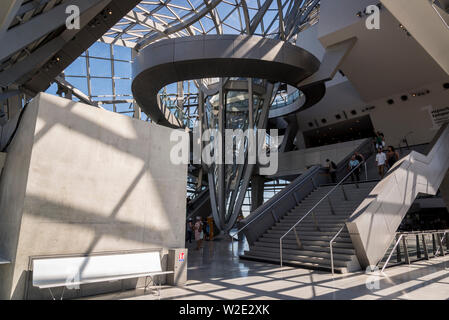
279,162,366,268
380,229,449,273
230,166,321,254
329,162,369,276
330,225,346,276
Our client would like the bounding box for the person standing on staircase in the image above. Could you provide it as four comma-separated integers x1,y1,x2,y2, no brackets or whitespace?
376,147,387,179
326,159,337,183
348,155,361,182
386,146,399,169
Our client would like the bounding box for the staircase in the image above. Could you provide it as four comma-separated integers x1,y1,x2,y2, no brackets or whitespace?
240,181,378,273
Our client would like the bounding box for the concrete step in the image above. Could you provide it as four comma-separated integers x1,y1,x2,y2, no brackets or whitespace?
240,253,349,273
280,216,349,222
252,242,356,255
250,245,356,260
242,250,349,269
292,201,362,209
265,229,349,237
241,181,375,274
256,238,355,248
261,233,352,242
270,225,345,232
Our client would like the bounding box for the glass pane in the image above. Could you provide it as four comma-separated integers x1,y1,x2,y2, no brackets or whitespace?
115,79,132,96
65,77,89,94
114,61,131,78
88,42,111,59
89,58,112,77
113,45,131,61
65,57,86,76
90,78,112,96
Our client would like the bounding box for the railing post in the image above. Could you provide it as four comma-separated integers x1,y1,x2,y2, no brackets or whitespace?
330,242,334,277
432,234,437,256
402,236,410,265
396,234,402,263
280,238,283,268
446,231,449,252
436,232,446,257
293,227,303,249
416,235,421,259
422,234,429,260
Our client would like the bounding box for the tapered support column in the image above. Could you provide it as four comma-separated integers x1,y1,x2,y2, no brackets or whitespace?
251,175,265,212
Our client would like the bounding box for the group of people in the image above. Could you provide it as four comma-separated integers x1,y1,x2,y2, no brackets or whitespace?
326,151,365,184
373,131,400,179
186,216,210,250
326,130,401,182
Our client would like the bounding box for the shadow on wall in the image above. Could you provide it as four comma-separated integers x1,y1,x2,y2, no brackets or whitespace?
0,94,187,299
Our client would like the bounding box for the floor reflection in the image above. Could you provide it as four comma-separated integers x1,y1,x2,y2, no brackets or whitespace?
88,237,449,300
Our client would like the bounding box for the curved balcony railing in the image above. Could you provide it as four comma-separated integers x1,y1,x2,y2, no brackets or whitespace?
270,90,302,110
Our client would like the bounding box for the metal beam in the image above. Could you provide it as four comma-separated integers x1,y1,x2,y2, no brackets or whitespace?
0,0,105,63
249,0,273,35
0,0,110,87
54,75,99,107
135,0,222,51
0,0,23,37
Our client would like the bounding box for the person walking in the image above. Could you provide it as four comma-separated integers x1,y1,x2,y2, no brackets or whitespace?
386,146,399,169
375,132,385,151
376,147,387,179
348,155,360,182
326,159,337,183
354,152,365,179
194,216,203,250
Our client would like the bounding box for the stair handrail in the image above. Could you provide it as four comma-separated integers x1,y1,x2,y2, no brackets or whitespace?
329,175,374,276
329,224,346,276
230,165,321,253
279,161,364,268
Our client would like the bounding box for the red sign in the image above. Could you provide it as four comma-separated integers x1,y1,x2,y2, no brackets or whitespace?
178,252,185,262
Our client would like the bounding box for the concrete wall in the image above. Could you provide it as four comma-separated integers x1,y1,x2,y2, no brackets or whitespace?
0,93,188,299
296,80,449,148
380,0,449,75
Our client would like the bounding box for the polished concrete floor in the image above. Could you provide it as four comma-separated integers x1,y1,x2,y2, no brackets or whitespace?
89,236,449,300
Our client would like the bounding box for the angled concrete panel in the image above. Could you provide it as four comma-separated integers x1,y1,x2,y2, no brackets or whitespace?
0,93,188,299
347,124,449,267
